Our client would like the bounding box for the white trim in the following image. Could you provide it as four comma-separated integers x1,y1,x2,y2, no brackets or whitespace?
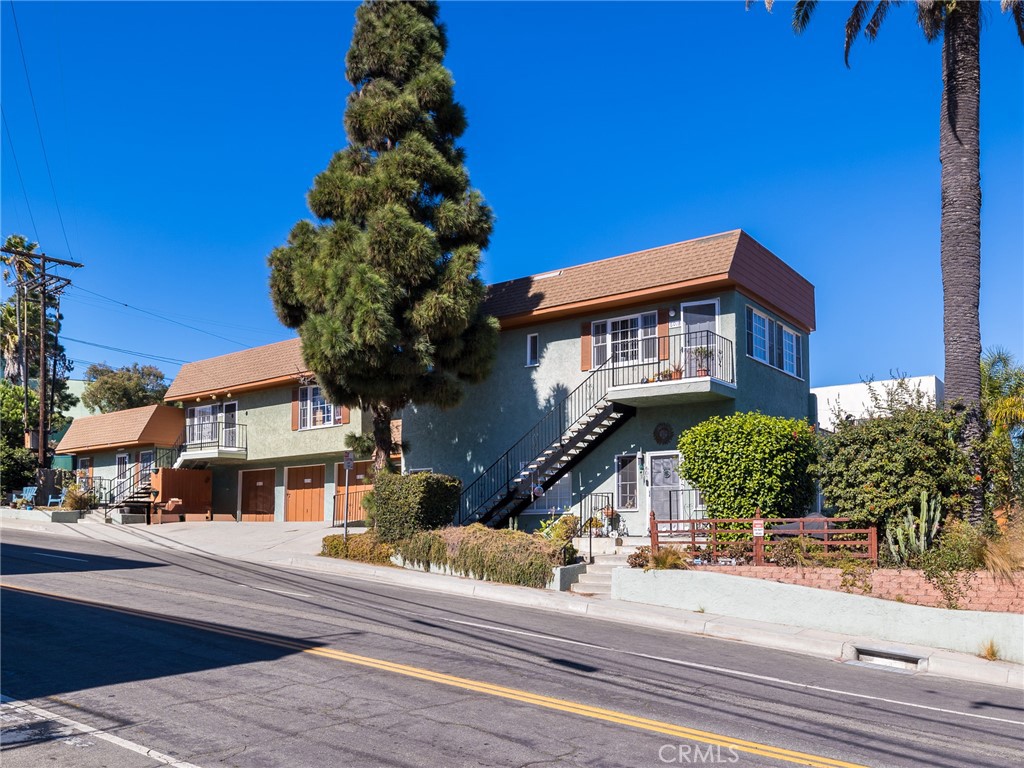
525,333,540,367
647,450,682,519
679,297,720,336
614,452,639,512
115,452,131,479
592,309,659,368
746,304,805,381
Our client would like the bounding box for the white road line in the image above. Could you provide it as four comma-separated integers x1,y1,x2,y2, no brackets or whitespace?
442,619,1024,727
30,552,88,562
0,695,203,767
241,584,312,598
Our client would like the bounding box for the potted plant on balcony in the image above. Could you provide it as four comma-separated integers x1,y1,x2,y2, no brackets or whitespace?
693,346,712,377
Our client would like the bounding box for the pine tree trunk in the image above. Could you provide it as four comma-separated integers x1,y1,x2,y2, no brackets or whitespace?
940,2,985,524
370,402,393,472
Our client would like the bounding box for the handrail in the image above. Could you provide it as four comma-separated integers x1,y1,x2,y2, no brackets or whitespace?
458,329,734,525
181,420,247,452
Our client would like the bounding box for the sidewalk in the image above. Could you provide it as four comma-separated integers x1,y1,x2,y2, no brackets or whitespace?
2,517,1020,690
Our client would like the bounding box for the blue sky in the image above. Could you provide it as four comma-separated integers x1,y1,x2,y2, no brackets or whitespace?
2,1,1021,390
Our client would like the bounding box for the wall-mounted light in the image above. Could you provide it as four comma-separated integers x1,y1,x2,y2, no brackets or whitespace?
210,395,217,400
225,392,232,398
195,398,201,403
668,309,677,317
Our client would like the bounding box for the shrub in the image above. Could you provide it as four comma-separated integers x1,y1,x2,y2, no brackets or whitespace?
814,380,970,528
766,536,823,567
920,519,984,609
678,411,817,520
646,547,689,571
374,472,461,544
627,545,651,568
63,482,97,512
393,524,566,589
0,444,36,497
321,530,395,565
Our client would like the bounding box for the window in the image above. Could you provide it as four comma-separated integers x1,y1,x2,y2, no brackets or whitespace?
523,474,572,514
526,333,539,367
616,454,638,510
116,453,130,479
746,306,803,378
592,311,657,367
298,385,336,429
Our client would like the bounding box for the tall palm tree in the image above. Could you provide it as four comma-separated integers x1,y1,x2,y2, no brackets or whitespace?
751,0,1024,523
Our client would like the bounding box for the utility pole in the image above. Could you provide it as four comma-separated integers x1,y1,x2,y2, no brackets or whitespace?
1,245,82,467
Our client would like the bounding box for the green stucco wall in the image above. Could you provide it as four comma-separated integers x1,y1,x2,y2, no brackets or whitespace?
402,288,812,532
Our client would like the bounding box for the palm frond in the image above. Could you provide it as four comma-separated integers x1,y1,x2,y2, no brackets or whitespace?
915,0,944,42
1003,0,1024,45
867,0,901,39
845,1,875,66
792,0,819,33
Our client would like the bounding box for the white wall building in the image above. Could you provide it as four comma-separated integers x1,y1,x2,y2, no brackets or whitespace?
812,375,944,432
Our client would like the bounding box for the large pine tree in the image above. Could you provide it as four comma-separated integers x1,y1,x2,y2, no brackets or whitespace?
269,0,497,469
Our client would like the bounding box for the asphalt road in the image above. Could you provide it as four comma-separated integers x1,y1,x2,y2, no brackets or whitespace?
1,527,1021,768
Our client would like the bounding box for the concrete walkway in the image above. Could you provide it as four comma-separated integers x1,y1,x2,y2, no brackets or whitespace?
2,516,1020,690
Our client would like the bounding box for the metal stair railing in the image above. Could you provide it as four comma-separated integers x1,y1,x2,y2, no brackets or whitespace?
109,446,180,506
458,356,618,525
457,329,734,525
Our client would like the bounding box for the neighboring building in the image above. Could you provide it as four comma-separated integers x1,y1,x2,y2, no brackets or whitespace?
402,229,816,535
163,339,378,523
54,404,186,498
811,375,944,432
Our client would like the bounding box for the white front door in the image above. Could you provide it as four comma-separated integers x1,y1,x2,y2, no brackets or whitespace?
139,450,154,480
649,453,682,520
221,402,238,447
116,453,130,480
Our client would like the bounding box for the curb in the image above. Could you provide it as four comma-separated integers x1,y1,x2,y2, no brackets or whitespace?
266,553,1023,691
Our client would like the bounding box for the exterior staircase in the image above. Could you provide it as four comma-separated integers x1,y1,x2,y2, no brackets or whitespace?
459,358,636,528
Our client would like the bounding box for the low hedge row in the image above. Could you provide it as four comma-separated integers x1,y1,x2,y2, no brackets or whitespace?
321,530,394,565
394,524,568,589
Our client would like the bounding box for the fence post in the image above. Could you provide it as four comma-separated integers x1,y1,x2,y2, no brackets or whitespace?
868,525,878,565
753,507,764,566
649,511,659,553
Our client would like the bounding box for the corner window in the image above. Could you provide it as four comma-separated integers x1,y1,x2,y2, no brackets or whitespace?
745,306,803,378
616,454,638,510
526,333,539,367
298,385,336,429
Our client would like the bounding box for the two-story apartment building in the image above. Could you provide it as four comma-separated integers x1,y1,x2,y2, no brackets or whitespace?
402,229,815,535
164,339,375,523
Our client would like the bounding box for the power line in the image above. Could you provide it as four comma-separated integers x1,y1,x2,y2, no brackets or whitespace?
61,336,189,366
70,285,250,347
1,106,40,242
9,0,74,259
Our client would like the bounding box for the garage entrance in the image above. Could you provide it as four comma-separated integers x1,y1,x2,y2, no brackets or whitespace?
285,465,325,522
240,469,275,522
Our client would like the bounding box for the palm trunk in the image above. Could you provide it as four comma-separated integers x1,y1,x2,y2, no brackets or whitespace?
370,401,394,472
940,2,984,524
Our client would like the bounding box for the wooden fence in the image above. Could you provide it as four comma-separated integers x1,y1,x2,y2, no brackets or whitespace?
333,485,372,526
649,510,878,565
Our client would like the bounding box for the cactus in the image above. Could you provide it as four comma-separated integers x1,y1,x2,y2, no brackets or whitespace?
886,491,942,566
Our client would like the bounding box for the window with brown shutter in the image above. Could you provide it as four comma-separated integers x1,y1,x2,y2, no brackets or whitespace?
291,388,300,431
340,405,350,424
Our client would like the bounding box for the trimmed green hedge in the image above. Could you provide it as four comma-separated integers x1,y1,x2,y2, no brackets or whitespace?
374,472,461,543
395,524,567,589
321,530,395,565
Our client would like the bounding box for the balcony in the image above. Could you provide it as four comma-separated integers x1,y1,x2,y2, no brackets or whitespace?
604,330,736,407
178,420,248,464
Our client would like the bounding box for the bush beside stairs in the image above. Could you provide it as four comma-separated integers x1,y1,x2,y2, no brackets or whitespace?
570,543,642,596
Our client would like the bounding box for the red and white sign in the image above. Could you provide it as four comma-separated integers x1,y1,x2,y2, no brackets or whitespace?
752,520,765,538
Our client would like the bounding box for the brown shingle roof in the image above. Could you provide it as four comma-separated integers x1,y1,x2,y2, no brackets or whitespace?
56,405,185,454
164,338,308,401
482,229,815,332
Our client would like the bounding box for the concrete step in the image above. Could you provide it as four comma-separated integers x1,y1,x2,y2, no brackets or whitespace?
570,581,612,595
576,571,614,585
583,562,629,575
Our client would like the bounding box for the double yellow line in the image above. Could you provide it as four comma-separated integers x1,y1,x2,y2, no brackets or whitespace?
2,583,867,768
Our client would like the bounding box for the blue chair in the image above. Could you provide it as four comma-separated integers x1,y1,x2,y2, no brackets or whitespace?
17,486,38,506
47,489,66,507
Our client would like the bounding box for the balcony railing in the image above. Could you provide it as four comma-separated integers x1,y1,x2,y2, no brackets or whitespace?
183,421,247,453
605,329,734,388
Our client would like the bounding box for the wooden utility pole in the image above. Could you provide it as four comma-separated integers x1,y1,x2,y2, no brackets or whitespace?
1,245,82,467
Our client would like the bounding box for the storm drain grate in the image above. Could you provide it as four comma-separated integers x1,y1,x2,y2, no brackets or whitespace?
850,646,925,673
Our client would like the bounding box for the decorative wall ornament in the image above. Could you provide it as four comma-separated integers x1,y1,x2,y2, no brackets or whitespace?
654,422,674,445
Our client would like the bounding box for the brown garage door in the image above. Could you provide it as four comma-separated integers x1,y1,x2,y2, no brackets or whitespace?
240,469,275,522
285,465,325,522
